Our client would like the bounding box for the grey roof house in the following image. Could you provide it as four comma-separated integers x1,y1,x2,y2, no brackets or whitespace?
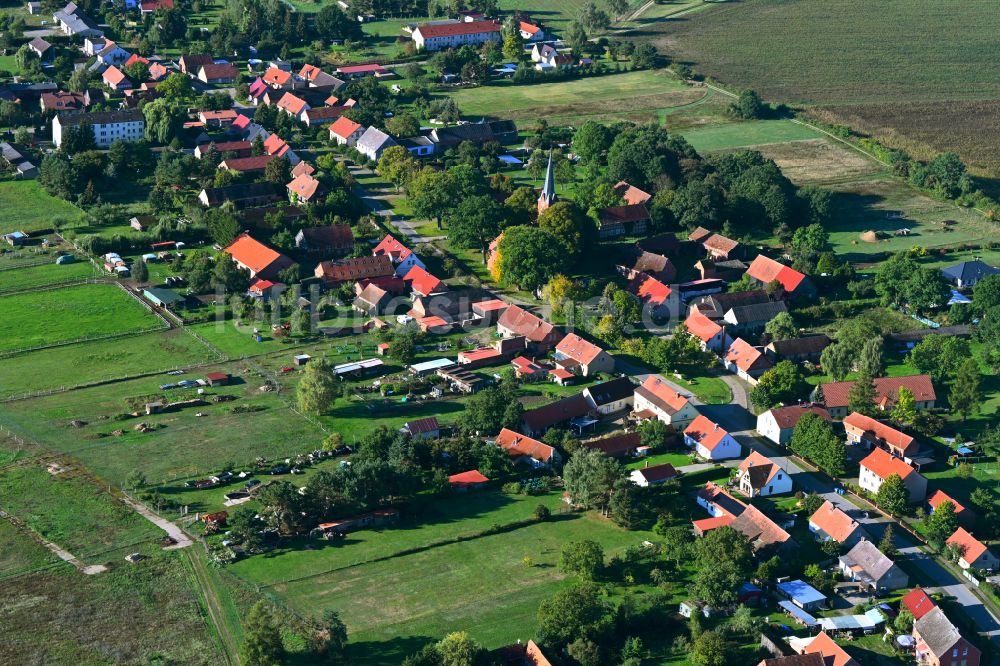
722,300,788,333
838,540,908,593
941,259,1000,288
355,126,397,163
1,142,38,179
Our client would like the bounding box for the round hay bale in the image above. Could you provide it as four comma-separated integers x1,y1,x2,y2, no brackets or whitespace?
859,230,879,243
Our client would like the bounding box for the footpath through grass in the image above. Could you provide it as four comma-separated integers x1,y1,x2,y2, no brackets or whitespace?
0,283,162,352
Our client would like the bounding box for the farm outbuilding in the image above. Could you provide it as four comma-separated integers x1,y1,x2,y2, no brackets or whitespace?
143,287,185,309
206,372,230,387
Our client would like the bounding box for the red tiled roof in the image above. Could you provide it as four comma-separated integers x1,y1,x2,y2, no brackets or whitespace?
276,92,308,115
519,20,540,35
199,63,238,80
685,414,731,453
103,65,128,86
737,450,782,485
843,412,915,455
315,255,394,283
232,114,251,129
729,504,792,549
818,375,936,410
249,278,277,293
495,428,555,463
263,134,290,157
200,109,238,121
124,53,149,67
859,447,917,480
448,470,489,487
901,587,936,620
198,140,251,155
688,226,740,255
304,106,349,122
809,500,863,543
512,356,546,375
725,338,772,373
298,63,323,80
405,416,439,434
746,254,807,293
458,347,502,363
219,155,273,172
329,116,362,140
521,394,590,432
766,404,832,430
403,265,445,296
291,161,315,177
262,67,292,86
629,273,671,307
946,527,989,564
373,234,412,261
697,481,747,517
693,514,734,532
415,20,501,38
497,304,559,344
636,376,690,415
928,490,966,516
684,310,722,343
336,63,387,75
148,62,169,80
555,333,605,366
287,173,322,201
224,233,285,274
803,632,858,666
139,0,173,10
581,431,640,457
634,462,678,483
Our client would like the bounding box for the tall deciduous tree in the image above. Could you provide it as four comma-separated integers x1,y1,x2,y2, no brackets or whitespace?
296,358,337,415
240,602,285,666
950,358,981,419
848,372,878,417
496,226,568,291
449,194,508,262
559,540,604,580
875,473,909,516
563,448,622,510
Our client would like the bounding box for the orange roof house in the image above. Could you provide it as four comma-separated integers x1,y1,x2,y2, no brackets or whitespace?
402,265,445,297
802,632,859,666
843,412,917,458
927,489,972,526
448,470,490,489
613,181,652,205
329,116,364,144
901,587,937,621
276,91,309,116
102,65,130,89
735,450,791,496
858,448,927,502
808,500,869,546
223,232,294,280
684,310,726,351
684,414,741,460
286,173,324,203
262,66,293,87
817,374,936,417
497,304,563,353
746,254,815,298
554,333,614,376
628,273,672,315
494,428,560,467
263,133,291,158
724,338,773,380
690,226,741,260
946,527,999,570
633,376,698,428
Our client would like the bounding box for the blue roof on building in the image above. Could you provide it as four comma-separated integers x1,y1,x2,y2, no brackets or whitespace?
777,579,827,605
778,600,817,626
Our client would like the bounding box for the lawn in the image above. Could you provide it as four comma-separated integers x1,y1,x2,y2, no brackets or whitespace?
186,319,316,358
0,260,96,294
0,180,87,234
0,553,221,665
0,519,60,579
681,374,732,405
0,464,164,564
623,451,696,470
0,283,164,353
231,490,657,661
678,119,822,153
0,329,219,399
641,0,1000,174
0,358,333,486
445,69,704,122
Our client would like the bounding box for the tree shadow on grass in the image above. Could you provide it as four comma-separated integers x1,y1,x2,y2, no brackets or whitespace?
343,635,437,666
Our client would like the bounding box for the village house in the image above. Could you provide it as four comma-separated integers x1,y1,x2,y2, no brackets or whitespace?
179,54,213,75
497,304,563,354
722,300,788,335
581,431,640,458
198,109,239,127
448,470,489,491
684,414,741,460
329,116,365,146
402,416,440,440
520,393,592,436
745,254,817,299
276,91,309,118
287,173,326,204
756,404,832,446
629,462,679,487
727,504,796,557
858,448,927,502
945,527,999,571
511,356,548,382
808,500,870,547
839,539,908,592
941,259,1000,289
735,450,792,496
196,140,252,159
613,180,652,205
913,606,982,666
402,265,446,298
765,335,832,363
598,204,650,239
632,376,699,429
53,110,144,149
689,227,742,260
219,155,273,174
696,481,747,520
198,63,239,84
799,632,859,666
684,310,729,353
902,587,937,621
314,255,394,286
223,233,295,281
263,134,300,164
690,290,771,321
101,65,132,91
494,428,561,468
816,374,936,419
553,333,615,377
198,182,281,208
294,224,353,256
582,376,634,415
723,338,773,383
356,126,398,162
28,36,52,61
927,490,973,528
373,234,424,277
518,19,545,41
695,258,747,282
616,246,677,283
353,282,393,315
53,2,102,38
301,106,351,126
843,412,918,458
628,273,674,320
411,20,502,51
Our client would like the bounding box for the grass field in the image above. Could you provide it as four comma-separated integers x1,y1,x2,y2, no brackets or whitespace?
0,464,164,564
0,283,162,353
0,519,60,579
0,180,87,234
0,260,96,293
641,0,1000,174
0,329,219,399
0,366,327,485
446,70,704,122
0,553,220,665
678,119,821,152
232,490,655,662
